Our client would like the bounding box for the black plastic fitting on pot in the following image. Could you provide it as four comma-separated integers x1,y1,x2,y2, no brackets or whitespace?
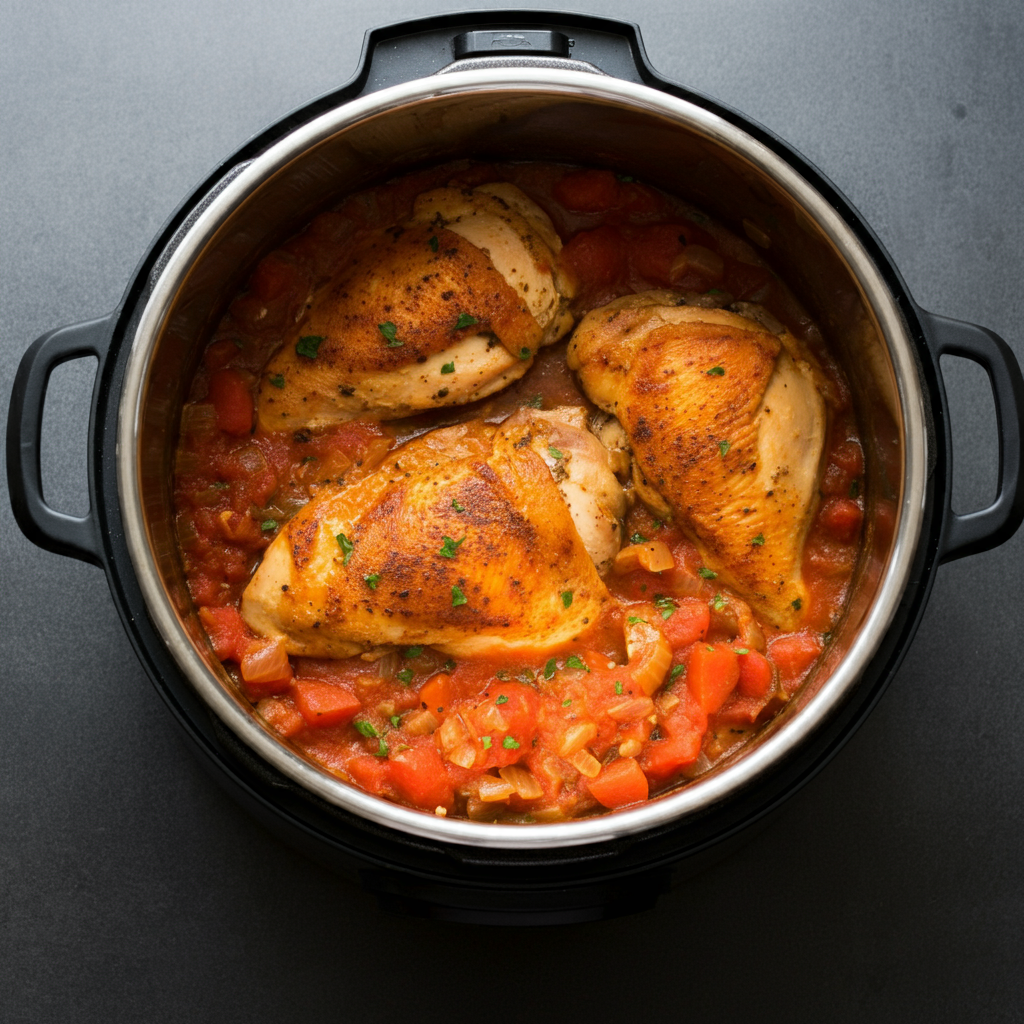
7,12,1024,926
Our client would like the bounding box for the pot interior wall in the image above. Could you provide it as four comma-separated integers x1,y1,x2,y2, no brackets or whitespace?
135,83,905,817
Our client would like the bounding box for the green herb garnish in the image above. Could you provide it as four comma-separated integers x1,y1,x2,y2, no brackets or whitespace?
734,648,750,656
397,668,414,685
378,321,403,347
454,312,479,330
429,235,439,252
562,697,572,707
261,519,278,532
706,365,725,376
713,593,726,611
547,445,564,460
295,335,324,359
654,596,677,620
444,659,456,671
561,590,573,609
354,720,379,738
438,535,465,558
697,567,717,579
544,658,557,680
451,499,465,512
614,681,623,695
630,532,648,544
364,573,380,590
752,534,765,546
481,736,492,749
495,694,509,706
335,532,354,565
525,394,543,409
441,361,455,374
565,655,589,672
268,374,285,389
627,615,648,625
519,347,532,360
792,598,802,611
374,738,388,757
451,585,468,607
404,646,423,659
718,439,732,457
849,479,860,498
390,715,402,728
669,664,686,683
502,736,520,750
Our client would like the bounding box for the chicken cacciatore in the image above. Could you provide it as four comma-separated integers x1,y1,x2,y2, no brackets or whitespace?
173,162,865,823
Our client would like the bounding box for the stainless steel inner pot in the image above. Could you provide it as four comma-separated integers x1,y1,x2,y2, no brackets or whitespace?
117,66,926,849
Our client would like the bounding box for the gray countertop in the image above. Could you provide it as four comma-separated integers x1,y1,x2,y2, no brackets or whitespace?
2,1,1022,1020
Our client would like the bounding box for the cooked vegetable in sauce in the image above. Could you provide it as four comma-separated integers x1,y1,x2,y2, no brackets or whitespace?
174,162,864,822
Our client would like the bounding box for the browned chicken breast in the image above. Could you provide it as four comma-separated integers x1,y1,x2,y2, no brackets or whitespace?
256,185,575,430
567,291,828,629
241,412,623,658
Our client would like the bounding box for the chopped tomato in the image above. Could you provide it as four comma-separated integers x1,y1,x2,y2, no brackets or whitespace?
256,696,305,738
819,497,864,543
560,225,626,298
389,742,454,811
661,597,710,647
198,605,253,661
769,632,825,696
736,649,774,699
588,757,649,809
418,673,455,716
460,683,539,769
640,688,706,784
292,680,362,728
553,169,621,212
207,369,253,436
686,643,741,715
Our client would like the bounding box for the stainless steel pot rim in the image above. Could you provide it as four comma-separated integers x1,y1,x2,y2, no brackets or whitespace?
118,67,927,850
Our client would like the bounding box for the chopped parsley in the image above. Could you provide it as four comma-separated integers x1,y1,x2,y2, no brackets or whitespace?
354,720,379,738
697,566,717,579
718,439,732,457
502,736,520,750
752,533,765,546
627,615,649,625
364,573,380,590
792,598,803,611
451,585,468,607
734,648,750,656
849,479,860,498
481,736,492,749
669,664,686,684
706,365,726,376
260,519,278,532
429,235,439,252
561,590,573,609
713,593,726,611
451,499,465,512
822,632,833,644
562,697,572,707
565,655,589,672
444,659,457,671
268,373,285,389
404,646,423,659
335,532,354,565
630,532,648,544
454,312,479,330
441,361,455,374
654,596,677,620
615,173,635,182
614,681,623,695
525,393,543,408
547,445,564,460
373,738,388,757
378,321,403,347
396,668,414,685
543,658,557,680
519,347,532,360
295,335,324,359
438,535,465,558
495,694,509,705
390,715,402,728
653,519,665,529
435,389,449,401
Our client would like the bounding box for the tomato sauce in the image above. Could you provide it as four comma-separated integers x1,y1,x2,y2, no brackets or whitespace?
173,162,865,822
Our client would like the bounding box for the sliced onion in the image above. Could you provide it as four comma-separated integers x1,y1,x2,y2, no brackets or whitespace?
625,617,673,696
477,776,517,803
240,638,292,684
556,721,598,759
614,540,675,574
437,713,469,754
606,696,655,722
447,742,478,770
618,738,643,758
404,709,439,736
498,765,544,800
569,749,602,779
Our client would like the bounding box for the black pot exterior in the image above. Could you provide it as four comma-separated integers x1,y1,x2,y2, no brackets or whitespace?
7,12,1022,924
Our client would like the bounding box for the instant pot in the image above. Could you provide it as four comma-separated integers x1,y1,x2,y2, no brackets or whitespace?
7,12,1023,925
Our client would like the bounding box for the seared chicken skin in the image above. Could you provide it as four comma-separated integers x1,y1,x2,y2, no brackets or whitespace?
241,411,623,658
257,185,574,430
568,291,828,629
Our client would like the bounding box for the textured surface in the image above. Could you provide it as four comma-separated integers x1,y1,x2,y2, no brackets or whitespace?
2,0,1022,1021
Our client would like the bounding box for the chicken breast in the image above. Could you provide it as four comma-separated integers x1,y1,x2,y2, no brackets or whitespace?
256,185,575,430
568,291,828,629
241,417,618,658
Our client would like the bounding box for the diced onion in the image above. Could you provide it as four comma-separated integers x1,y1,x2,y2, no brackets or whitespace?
448,742,478,770
614,541,675,574
569,749,602,778
556,721,598,759
659,692,680,713
626,617,674,696
404,709,439,736
498,765,544,800
438,713,469,753
618,738,643,758
477,776,517,803
471,703,508,733
670,244,725,282
240,638,292,684
606,696,655,722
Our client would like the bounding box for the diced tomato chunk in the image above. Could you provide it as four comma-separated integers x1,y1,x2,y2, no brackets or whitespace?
198,605,253,661
819,497,864,543
561,225,626,297
661,597,710,647
256,697,305,738
345,754,390,796
769,632,825,696
389,743,454,811
207,369,253,436
686,643,740,714
736,649,774,699
418,673,455,716
292,680,362,728
588,757,649,809
640,688,706,784
713,693,770,727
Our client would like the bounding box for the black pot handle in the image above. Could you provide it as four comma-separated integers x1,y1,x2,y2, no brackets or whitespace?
919,310,1024,563
6,315,114,568
350,11,656,95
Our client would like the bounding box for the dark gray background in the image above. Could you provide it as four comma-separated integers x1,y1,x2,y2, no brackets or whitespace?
2,1,1022,1020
